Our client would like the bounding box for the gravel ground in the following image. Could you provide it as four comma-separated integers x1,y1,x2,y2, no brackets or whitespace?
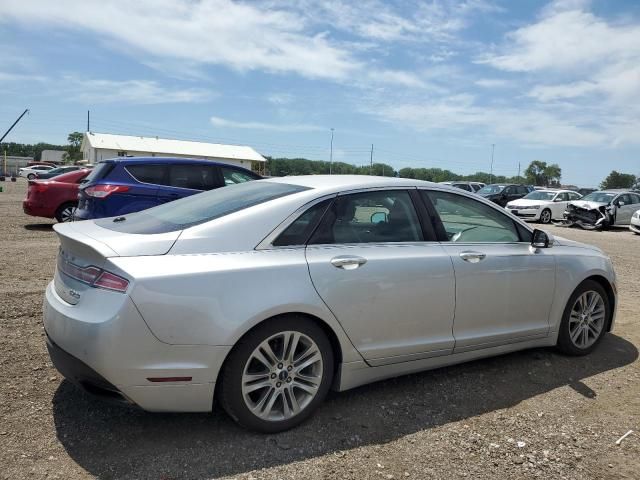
1,177,638,480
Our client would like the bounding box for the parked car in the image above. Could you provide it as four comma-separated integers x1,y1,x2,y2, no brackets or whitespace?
577,188,597,197
44,176,617,432
506,189,582,224
477,184,529,207
438,181,476,193
469,182,485,192
19,164,55,180
630,209,640,234
22,169,91,222
73,157,261,220
559,190,640,230
33,165,85,180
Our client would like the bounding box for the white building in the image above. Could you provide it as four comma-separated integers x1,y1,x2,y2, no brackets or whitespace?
81,132,266,171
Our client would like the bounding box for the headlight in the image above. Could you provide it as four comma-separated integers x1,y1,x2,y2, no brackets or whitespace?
528,205,540,210
633,211,640,219
506,204,513,209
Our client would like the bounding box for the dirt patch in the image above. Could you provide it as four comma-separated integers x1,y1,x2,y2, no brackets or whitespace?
1,178,638,479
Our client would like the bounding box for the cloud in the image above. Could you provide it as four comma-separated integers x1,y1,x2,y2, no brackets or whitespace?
210,116,323,132
474,78,510,88
0,0,357,81
266,93,295,105
66,77,213,104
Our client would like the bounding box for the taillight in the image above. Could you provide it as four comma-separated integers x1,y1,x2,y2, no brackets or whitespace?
58,258,129,293
28,181,48,193
84,184,130,198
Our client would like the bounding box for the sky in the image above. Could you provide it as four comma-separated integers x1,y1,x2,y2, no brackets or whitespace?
1,0,639,186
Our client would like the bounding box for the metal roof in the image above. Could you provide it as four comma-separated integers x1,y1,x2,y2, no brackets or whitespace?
82,132,266,162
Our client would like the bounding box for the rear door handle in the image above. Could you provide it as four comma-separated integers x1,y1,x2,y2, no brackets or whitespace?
459,251,486,263
330,255,367,270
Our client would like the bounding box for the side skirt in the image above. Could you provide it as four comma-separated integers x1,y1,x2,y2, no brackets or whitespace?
333,336,556,392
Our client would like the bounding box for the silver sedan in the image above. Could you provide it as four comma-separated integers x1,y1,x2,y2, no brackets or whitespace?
43,176,617,432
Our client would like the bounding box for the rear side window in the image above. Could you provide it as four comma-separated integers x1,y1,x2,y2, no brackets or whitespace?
168,164,219,190
84,162,116,184
221,167,258,185
273,199,333,247
95,181,310,234
125,164,167,185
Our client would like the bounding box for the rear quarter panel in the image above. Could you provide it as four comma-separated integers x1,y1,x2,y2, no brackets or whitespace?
113,249,363,363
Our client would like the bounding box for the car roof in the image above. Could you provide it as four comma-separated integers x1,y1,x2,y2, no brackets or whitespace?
264,175,439,193
101,156,249,168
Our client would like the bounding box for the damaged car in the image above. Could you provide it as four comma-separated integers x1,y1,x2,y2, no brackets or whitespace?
555,190,640,230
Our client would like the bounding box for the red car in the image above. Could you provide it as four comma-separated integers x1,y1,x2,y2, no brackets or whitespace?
23,169,91,222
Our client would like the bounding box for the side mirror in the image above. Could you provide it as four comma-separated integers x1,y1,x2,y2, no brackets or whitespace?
371,212,387,224
531,229,553,249
617,201,625,206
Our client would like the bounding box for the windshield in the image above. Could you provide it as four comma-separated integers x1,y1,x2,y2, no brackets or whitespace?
477,185,505,195
581,192,616,203
524,191,556,201
95,180,310,234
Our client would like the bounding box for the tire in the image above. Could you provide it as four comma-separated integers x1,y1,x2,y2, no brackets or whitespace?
55,202,77,223
557,280,610,356
218,316,334,433
27,173,36,180
539,208,552,224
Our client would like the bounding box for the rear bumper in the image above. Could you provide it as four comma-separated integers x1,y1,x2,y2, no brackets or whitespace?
23,200,54,218
43,281,231,412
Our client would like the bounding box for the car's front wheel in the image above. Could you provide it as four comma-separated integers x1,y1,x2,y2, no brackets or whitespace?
539,208,552,224
219,316,334,432
27,173,36,180
557,280,610,355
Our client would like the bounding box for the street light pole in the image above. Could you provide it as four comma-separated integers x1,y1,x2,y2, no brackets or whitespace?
489,143,495,184
329,128,334,175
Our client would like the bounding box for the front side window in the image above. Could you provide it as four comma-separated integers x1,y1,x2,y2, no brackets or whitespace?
221,167,258,185
424,190,520,243
630,194,640,204
309,190,423,245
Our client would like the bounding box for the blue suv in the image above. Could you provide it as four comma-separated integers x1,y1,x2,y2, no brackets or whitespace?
74,157,261,220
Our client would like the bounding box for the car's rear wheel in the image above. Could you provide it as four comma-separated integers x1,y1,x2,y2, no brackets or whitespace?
557,280,609,355
219,316,334,433
540,208,552,224
55,203,77,223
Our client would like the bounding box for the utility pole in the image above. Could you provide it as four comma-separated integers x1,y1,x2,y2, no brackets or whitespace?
0,108,29,144
329,128,334,175
489,143,495,184
369,143,374,175
517,162,521,182
87,110,90,132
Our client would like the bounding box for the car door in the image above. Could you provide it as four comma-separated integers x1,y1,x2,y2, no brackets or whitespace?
420,189,556,352
305,189,456,366
552,192,569,219
615,194,638,225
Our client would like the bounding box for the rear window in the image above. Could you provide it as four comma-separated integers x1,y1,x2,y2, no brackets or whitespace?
95,181,310,234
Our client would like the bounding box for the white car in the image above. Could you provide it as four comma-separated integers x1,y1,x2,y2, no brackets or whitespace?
506,189,582,224
630,209,640,234
43,176,617,432
19,164,55,180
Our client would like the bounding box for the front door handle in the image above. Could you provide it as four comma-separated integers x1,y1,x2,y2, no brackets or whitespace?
459,251,486,263
330,255,367,270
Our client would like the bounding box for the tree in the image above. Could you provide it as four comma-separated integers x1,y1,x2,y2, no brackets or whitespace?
600,171,637,189
524,160,548,186
524,160,562,186
65,131,84,163
545,163,562,186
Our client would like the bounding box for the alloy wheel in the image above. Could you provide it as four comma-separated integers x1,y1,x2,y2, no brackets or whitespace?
568,290,605,349
541,209,551,224
241,331,323,421
59,206,76,222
